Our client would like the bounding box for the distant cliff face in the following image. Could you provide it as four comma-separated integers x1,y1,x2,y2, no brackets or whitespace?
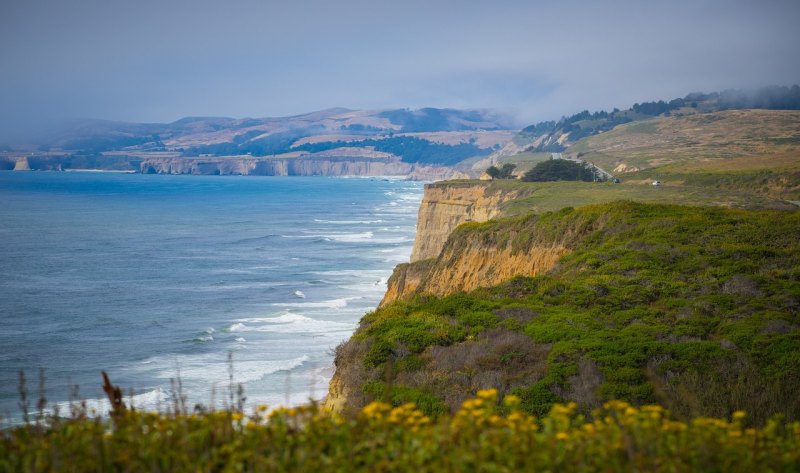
0,154,470,180
139,156,410,177
409,182,530,262
138,156,471,180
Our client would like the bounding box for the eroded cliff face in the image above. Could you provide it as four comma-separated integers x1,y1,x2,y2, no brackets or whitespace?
420,241,569,297
409,182,528,262
380,216,579,305
0,154,470,180
139,157,472,180
379,259,435,307
139,156,413,176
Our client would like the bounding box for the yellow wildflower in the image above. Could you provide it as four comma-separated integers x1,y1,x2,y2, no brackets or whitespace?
503,394,521,410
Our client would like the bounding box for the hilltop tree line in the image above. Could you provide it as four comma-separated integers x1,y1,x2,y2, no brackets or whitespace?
486,159,599,182
485,163,517,179
523,85,800,153
521,159,597,182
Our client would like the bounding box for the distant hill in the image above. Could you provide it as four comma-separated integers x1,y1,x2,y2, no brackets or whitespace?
515,85,800,155
3,108,516,168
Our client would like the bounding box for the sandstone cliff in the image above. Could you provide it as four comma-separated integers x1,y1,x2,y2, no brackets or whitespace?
409,182,532,262
381,208,595,305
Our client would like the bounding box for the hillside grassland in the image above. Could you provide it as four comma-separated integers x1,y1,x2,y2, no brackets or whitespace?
566,109,800,175
444,179,796,219
495,151,552,173
331,202,800,424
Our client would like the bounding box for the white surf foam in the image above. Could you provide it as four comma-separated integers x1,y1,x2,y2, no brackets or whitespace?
313,219,384,224
138,353,309,385
272,296,361,310
232,311,355,335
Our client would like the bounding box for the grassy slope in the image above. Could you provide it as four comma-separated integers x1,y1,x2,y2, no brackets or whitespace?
335,202,800,424
450,178,796,218
568,110,800,171
495,151,551,173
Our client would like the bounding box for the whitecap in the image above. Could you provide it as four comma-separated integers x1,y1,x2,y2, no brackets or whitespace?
272,297,359,310
322,231,374,242
233,311,355,335
137,354,310,385
227,322,247,332
313,219,384,224
48,388,170,420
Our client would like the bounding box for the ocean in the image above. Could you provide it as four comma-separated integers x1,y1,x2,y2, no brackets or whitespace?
0,172,423,421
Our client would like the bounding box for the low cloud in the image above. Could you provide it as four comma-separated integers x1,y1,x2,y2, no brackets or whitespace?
0,0,798,129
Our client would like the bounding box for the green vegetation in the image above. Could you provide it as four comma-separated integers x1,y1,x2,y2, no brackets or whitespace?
333,202,800,423
182,134,492,165
496,151,551,173
484,163,516,179
294,136,492,165
565,109,800,179
521,159,598,182
3,391,799,472
377,108,501,132
622,165,800,202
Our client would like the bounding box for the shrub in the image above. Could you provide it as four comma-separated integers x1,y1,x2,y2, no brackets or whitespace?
522,159,597,182
3,392,798,472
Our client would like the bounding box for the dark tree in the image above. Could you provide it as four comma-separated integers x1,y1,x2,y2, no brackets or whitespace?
485,166,501,179
498,163,517,179
521,159,596,182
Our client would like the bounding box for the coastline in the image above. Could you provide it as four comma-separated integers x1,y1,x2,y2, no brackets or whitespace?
0,173,424,417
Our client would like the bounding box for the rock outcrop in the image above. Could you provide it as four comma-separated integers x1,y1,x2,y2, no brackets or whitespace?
409,182,529,262
381,211,579,305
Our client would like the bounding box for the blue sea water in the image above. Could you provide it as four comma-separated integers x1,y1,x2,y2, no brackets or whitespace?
0,172,423,420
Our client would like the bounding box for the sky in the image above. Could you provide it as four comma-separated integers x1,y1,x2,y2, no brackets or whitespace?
1,0,799,130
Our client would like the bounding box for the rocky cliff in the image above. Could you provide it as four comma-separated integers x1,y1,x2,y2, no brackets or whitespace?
327,181,575,410
381,205,593,305
0,154,470,180
409,182,531,262
139,156,471,180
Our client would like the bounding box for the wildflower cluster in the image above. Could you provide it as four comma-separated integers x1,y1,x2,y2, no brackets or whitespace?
2,394,799,472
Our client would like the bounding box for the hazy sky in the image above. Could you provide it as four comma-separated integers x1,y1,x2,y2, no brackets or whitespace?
1,0,799,127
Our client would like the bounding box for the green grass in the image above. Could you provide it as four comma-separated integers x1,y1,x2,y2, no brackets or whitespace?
566,110,800,176
496,152,552,173
333,201,800,423
434,179,795,220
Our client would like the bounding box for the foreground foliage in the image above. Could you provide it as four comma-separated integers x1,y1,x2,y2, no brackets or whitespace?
2,390,799,472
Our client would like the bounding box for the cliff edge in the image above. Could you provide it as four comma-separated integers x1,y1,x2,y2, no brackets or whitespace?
409,181,532,262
